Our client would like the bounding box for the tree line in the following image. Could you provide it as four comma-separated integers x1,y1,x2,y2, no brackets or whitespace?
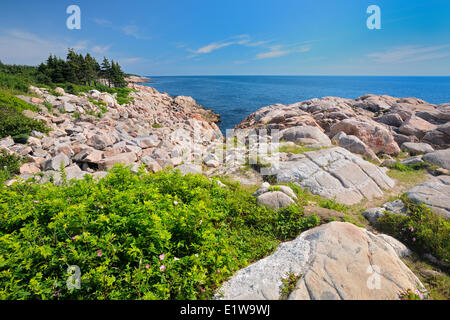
37,49,127,88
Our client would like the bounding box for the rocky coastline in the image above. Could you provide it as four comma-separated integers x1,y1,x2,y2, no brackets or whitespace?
1,79,449,300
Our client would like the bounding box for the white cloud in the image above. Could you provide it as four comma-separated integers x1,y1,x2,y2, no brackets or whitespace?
256,50,291,59
368,45,450,63
256,46,310,59
0,30,86,65
189,35,269,58
196,41,235,54
0,29,110,65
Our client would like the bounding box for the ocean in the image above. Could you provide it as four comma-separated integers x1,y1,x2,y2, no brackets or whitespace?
144,76,450,132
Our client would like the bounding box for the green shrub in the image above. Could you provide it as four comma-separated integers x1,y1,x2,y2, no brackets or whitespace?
274,205,320,241
0,149,23,184
317,198,349,213
0,91,49,138
0,166,319,300
389,161,428,172
280,272,302,300
12,134,29,144
378,195,450,263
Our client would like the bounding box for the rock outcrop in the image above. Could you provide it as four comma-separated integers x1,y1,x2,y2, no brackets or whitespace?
275,147,395,205
423,149,450,170
216,222,424,300
234,94,450,157
405,175,450,220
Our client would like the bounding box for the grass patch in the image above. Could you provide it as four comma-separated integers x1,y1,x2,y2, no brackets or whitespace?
387,168,428,188
278,144,322,154
0,166,320,300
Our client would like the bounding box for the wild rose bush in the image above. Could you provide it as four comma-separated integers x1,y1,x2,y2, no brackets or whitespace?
0,166,319,299
378,195,450,264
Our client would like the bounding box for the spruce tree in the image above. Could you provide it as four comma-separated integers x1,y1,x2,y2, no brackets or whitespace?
101,57,111,87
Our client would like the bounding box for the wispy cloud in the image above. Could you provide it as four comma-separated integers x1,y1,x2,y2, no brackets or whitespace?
0,30,90,65
188,35,268,58
368,45,450,63
94,18,150,40
256,45,310,60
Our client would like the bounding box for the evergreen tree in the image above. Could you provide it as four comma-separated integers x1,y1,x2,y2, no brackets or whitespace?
34,49,126,88
100,57,111,87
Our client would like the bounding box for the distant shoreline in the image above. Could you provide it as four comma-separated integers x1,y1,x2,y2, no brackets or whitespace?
125,75,151,84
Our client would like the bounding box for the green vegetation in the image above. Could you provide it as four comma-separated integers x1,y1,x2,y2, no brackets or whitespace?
152,123,162,129
88,98,106,107
403,255,450,300
0,150,23,185
0,166,320,300
0,49,129,98
378,195,450,264
398,288,425,300
388,161,428,172
280,272,302,300
38,49,126,88
386,168,428,188
288,183,348,213
0,90,49,139
278,143,323,154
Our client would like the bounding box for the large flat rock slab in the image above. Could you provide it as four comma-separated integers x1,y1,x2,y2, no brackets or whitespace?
405,175,450,219
216,222,424,300
275,147,395,205
423,149,450,170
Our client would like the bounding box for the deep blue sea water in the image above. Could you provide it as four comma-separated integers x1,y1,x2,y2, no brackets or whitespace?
144,76,450,132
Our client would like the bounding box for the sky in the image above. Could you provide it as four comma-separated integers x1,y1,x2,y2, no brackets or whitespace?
0,0,449,76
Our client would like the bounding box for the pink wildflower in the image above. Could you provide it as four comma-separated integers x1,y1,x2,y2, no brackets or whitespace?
159,254,165,260
96,250,103,257
160,265,166,272
145,264,150,269
417,291,424,300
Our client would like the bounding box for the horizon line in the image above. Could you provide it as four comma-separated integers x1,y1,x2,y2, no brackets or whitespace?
144,74,450,77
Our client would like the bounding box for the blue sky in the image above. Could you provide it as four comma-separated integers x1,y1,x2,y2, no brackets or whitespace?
0,0,449,75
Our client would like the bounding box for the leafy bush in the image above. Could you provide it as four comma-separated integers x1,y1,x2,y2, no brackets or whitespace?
378,195,450,263
12,134,29,144
0,149,23,184
274,205,320,241
0,166,320,300
0,91,49,138
389,161,428,172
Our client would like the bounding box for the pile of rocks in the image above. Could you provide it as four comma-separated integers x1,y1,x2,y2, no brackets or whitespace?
235,94,450,158
1,83,223,185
